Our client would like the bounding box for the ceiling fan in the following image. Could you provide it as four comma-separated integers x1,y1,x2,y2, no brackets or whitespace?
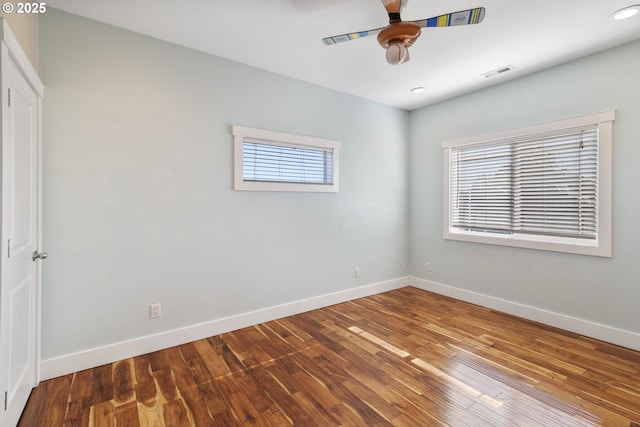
322,0,486,65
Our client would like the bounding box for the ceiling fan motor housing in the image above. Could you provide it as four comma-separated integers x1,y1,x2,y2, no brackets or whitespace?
377,21,422,49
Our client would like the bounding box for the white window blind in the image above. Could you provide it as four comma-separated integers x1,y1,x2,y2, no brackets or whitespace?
513,128,598,239
233,125,340,192
443,111,613,257
242,140,334,185
450,127,598,240
450,141,514,235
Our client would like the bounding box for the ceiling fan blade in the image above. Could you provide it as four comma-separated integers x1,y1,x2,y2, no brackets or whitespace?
322,26,385,45
412,7,485,28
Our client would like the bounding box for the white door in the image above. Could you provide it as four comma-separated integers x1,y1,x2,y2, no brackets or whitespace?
0,45,42,427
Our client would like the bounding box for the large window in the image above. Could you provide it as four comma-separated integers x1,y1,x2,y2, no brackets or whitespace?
233,125,340,192
443,111,614,257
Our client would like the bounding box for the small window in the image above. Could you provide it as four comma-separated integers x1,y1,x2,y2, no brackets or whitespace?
233,125,340,192
443,111,614,257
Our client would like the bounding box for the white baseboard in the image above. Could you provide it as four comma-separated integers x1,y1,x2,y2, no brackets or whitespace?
40,277,410,381
40,275,640,381
411,277,640,352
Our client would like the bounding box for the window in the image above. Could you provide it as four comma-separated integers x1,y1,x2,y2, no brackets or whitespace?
233,125,340,192
443,111,614,257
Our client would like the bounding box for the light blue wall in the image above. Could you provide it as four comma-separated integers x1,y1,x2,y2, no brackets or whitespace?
39,9,409,359
409,40,640,334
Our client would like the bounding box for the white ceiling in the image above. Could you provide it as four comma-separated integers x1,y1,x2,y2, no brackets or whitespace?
45,0,640,110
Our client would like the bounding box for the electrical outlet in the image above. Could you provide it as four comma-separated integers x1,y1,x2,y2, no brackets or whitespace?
150,303,161,318
354,267,360,278
398,260,404,270
426,262,432,272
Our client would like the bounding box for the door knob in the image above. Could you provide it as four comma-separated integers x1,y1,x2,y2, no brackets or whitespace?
32,250,48,261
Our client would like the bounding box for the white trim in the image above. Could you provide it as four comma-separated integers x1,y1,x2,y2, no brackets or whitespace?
0,18,44,97
596,120,613,256
35,84,43,386
232,125,340,193
441,110,615,149
40,277,410,380
39,275,640,380
232,125,339,151
410,277,640,352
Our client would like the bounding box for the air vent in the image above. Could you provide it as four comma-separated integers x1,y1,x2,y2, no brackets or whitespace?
482,65,514,78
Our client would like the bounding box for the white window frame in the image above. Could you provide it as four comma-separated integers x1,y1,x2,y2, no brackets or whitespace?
442,111,614,257
233,125,340,193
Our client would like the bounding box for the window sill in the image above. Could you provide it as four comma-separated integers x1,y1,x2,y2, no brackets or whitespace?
444,229,611,257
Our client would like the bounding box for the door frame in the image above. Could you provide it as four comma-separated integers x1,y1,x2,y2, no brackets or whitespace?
0,15,44,389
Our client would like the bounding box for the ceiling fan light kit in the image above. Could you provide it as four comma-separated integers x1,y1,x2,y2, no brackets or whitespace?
378,21,421,65
386,43,409,64
322,0,485,65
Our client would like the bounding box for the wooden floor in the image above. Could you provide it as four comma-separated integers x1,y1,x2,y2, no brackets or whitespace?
19,287,640,426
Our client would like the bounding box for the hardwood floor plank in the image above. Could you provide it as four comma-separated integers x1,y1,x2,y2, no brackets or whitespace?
288,370,343,425
210,335,249,378
214,376,270,427
273,317,315,342
235,369,286,426
18,287,640,426
327,380,395,427
341,378,402,422
63,396,92,427
133,355,154,384
177,343,216,386
223,329,271,370
178,385,216,425
263,320,314,353
289,391,338,427
114,401,140,427
266,359,305,395
161,400,189,427
134,379,158,406
17,374,73,427
248,363,315,426
69,369,94,402
253,323,302,355
113,360,135,404
152,368,180,402
91,400,114,427
193,339,235,379
91,364,114,406
189,380,228,417
136,398,166,427
291,351,394,426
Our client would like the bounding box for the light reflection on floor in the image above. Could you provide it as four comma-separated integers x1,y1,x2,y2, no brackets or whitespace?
345,323,612,426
